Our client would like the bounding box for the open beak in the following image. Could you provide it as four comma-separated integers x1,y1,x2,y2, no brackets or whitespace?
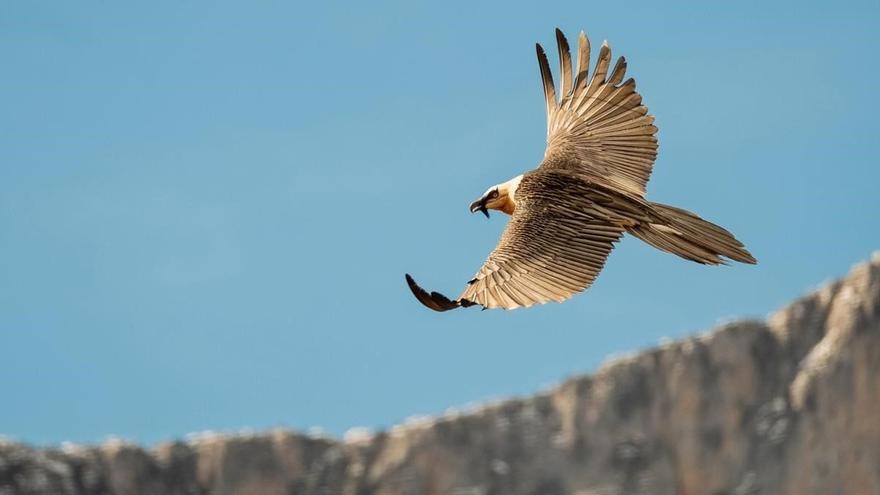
469,198,490,218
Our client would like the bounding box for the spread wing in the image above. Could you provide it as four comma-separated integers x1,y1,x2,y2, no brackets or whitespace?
537,29,658,197
406,174,627,311
459,203,624,310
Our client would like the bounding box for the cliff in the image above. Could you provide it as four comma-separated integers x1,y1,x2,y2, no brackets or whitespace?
3,254,879,495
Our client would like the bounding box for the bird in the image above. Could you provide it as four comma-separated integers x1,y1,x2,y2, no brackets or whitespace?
406,28,756,312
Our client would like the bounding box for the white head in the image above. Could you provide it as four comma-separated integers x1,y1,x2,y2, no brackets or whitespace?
469,175,523,217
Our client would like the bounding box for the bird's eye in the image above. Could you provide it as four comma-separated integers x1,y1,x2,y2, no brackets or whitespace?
489,189,499,199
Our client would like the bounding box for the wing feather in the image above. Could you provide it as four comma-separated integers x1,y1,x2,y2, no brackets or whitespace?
539,30,658,198
607,56,627,85
556,28,574,101
536,43,556,135
573,32,591,91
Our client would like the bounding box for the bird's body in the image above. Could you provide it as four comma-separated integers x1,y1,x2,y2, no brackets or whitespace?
406,29,755,312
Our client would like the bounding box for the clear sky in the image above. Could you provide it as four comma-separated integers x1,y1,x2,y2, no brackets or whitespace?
2,0,878,446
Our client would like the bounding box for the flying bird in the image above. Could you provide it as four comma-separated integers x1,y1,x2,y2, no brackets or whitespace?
406,28,755,312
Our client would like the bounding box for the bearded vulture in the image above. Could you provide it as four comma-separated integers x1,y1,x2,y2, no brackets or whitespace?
406,28,755,312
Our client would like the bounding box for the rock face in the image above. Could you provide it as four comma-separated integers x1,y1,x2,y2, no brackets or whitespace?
3,254,879,495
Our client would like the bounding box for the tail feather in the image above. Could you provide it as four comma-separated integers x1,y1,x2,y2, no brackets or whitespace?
628,202,756,265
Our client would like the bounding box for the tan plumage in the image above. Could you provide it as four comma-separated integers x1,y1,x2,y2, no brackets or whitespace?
406,28,755,312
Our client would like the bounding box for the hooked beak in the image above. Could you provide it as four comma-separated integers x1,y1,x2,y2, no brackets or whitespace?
469,198,490,218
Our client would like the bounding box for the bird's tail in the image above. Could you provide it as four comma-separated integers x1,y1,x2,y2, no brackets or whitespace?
627,202,756,265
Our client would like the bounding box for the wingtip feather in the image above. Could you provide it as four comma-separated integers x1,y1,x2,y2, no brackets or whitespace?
555,28,573,98
405,273,463,312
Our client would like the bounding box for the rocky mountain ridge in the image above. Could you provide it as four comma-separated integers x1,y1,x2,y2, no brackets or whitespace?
2,253,879,495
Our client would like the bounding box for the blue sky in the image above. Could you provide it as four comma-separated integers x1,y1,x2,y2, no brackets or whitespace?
1,0,878,445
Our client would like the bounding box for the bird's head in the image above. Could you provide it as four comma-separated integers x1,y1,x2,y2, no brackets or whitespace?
469,175,523,218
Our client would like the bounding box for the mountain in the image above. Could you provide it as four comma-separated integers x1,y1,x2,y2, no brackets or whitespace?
2,254,879,495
